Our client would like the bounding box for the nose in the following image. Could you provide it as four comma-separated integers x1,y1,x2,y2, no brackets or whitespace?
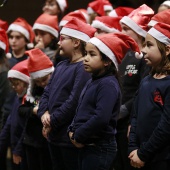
84,54,89,62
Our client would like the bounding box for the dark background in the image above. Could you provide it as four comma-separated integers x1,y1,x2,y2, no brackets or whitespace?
0,0,167,25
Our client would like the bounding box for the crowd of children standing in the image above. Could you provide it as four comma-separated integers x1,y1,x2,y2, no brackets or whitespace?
1,0,170,170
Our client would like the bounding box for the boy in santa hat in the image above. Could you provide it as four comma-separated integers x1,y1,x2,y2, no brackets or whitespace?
17,48,54,170
0,60,30,170
38,18,96,170
112,4,154,170
33,13,62,65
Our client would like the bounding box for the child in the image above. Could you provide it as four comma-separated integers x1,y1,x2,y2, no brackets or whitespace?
0,60,30,170
18,48,54,170
112,4,154,170
38,18,96,170
129,23,170,170
42,0,67,20
87,0,113,24
7,17,34,68
33,13,60,65
68,32,143,170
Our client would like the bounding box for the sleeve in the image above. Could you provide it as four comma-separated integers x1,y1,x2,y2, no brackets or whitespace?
137,86,170,162
128,98,139,154
0,115,11,154
74,81,119,143
37,69,55,118
50,66,90,129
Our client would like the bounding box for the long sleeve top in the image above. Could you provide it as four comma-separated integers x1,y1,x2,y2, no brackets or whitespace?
38,60,91,146
129,75,170,162
68,74,121,144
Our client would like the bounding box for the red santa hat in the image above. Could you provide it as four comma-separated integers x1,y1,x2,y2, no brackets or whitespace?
148,9,170,27
109,7,134,17
148,22,170,45
7,18,35,48
161,0,170,7
0,19,8,31
8,59,30,83
26,48,54,79
120,4,154,38
0,29,9,53
87,0,113,16
91,16,122,33
59,11,86,27
56,0,67,13
33,13,59,39
88,32,142,69
75,9,89,23
60,18,96,42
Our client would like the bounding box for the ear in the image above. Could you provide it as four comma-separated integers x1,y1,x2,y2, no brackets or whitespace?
104,60,112,67
165,45,170,56
73,38,81,48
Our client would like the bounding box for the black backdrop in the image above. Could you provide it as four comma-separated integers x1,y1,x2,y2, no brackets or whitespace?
0,0,167,25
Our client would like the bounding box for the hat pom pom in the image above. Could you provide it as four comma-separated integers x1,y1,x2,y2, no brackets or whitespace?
27,43,34,49
6,53,12,59
135,52,143,59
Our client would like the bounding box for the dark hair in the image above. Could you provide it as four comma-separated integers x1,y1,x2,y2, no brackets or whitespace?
151,39,170,75
0,48,9,69
48,37,59,50
100,51,121,86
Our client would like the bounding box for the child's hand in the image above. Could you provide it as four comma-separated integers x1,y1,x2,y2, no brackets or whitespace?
42,126,51,139
41,111,50,127
13,154,22,164
34,38,45,49
33,106,38,115
69,132,84,148
129,150,145,168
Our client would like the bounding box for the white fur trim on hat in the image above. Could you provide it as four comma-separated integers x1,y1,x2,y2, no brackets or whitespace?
30,66,54,79
120,16,147,38
57,0,67,12
60,27,91,42
8,70,30,83
87,7,95,14
88,37,118,70
147,20,158,27
109,10,118,17
135,52,143,59
59,20,68,27
162,0,170,7
7,24,30,40
0,41,6,51
148,27,170,45
104,5,113,11
33,23,59,38
91,20,119,33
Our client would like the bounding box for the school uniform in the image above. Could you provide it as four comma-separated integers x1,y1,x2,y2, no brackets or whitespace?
38,60,91,170
129,75,170,170
68,73,121,170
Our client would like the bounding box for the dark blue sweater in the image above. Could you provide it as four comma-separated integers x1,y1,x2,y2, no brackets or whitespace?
129,75,170,162
38,60,91,146
68,75,121,144
0,95,26,156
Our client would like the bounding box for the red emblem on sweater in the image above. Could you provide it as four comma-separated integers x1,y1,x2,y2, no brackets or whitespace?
154,90,163,106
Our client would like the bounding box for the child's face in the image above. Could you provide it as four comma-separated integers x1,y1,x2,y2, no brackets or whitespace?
84,43,106,75
58,34,74,57
10,78,28,96
34,30,54,47
42,0,60,15
142,33,162,67
34,74,51,88
8,31,27,52
121,23,139,43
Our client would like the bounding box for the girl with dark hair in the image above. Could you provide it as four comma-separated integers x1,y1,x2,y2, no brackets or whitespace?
68,32,142,170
